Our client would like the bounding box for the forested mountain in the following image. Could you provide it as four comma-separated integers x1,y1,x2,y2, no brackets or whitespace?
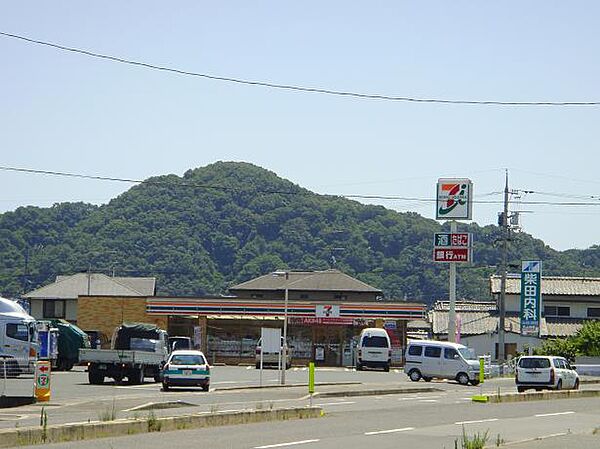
0,162,597,304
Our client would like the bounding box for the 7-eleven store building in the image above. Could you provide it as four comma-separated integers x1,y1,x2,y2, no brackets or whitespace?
146,271,426,367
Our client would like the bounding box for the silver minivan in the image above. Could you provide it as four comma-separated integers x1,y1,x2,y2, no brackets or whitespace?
404,340,480,386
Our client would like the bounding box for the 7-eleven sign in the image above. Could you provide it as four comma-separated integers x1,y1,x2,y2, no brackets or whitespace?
316,305,340,318
436,178,473,220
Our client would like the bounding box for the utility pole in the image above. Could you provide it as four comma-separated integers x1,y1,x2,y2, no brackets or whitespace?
87,262,92,296
448,221,457,343
498,171,510,373
22,247,29,295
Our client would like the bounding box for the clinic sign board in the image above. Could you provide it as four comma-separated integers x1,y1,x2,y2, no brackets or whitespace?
520,260,542,337
436,178,473,220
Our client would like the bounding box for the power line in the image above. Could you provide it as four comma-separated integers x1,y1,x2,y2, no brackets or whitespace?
1,30,599,107
4,164,600,207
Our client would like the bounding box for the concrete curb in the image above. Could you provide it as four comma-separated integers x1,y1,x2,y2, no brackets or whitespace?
485,388,600,403
315,386,442,398
0,406,323,448
214,381,361,391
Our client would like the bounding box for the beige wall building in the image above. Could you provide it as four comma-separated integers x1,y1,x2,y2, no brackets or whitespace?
24,273,156,325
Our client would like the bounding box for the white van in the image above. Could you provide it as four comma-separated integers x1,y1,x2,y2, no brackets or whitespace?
0,297,38,376
404,340,480,385
356,328,391,372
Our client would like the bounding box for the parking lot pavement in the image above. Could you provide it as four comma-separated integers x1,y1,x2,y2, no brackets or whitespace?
12,393,600,449
2,365,596,431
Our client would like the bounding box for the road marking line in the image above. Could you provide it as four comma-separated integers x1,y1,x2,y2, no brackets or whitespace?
0,414,28,421
254,439,320,448
316,401,356,406
398,396,442,401
455,418,498,425
534,411,575,418
418,399,438,403
115,384,158,390
365,427,415,436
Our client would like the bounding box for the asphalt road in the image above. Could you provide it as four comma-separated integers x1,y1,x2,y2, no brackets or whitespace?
3,366,600,448
12,391,600,449
0,365,524,429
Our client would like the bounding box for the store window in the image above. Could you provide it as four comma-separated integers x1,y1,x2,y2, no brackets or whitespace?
43,300,66,319
587,307,600,318
543,306,570,318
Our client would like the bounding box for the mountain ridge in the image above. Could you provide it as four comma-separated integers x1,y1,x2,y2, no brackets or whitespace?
0,161,597,303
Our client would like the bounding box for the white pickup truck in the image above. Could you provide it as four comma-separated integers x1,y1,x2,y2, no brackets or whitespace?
79,323,169,385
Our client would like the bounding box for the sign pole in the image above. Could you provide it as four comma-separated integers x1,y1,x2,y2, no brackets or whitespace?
435,178,473,344
448,221,457,343
308,362,315,407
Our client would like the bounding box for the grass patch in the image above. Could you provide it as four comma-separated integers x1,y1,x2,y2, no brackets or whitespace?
455,427,489,449
98,399,118,422
147,410,162,432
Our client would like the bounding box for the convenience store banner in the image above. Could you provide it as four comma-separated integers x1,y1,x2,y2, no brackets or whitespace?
147,299,425,320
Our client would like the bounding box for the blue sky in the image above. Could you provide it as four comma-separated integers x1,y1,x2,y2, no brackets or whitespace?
1,2,599,251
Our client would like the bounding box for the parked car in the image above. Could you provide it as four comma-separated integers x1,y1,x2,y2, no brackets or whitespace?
80,323,169,385
255,336,292,369
162,350,210,391
355,328,391,371
46,320,90,371
404,340,480,386
515,355,579,392
168,336,193,352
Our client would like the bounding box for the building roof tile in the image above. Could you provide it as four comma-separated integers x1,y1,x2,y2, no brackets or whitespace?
24,273,156,299
229,269,382,294
490,275,600,296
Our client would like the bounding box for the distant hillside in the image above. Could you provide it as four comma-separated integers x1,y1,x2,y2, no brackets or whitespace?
0,161,597,303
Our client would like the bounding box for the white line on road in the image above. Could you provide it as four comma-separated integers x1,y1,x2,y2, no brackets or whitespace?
316,401,356,407
398,396,442,401
254,439,320,448
365,427,415,436
418,399,438,403
455,418,498,425
534,411,575,418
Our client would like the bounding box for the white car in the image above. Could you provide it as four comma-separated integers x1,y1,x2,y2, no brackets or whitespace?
356,328,391,372
404,340,480,386
515,356,579,393
162,350,210,391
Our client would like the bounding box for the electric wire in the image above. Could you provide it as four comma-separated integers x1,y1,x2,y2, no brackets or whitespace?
1,31,599,107
3,165,600,207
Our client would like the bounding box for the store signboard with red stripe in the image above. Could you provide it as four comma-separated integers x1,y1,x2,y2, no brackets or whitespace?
146,299,425,320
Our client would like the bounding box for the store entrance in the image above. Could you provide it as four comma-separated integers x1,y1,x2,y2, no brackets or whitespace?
312,326,346,366
167,316,197,339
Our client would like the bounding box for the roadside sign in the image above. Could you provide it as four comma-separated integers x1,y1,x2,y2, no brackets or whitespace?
521,261,542,337
434,233,470,247
433,247,471,263
436,178,473,220
383,320,397,330
34,361,51,402
261,328,281,353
